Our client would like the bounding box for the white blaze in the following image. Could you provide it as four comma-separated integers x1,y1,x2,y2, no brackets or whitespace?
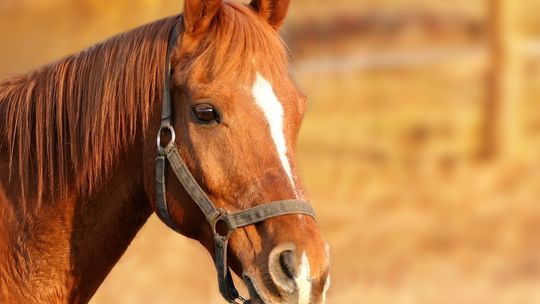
252,73,314,302
295,252,312,304
251,72,295,189
322,275,331,303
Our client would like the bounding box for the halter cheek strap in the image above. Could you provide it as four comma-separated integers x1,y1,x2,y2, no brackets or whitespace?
155,19,316,303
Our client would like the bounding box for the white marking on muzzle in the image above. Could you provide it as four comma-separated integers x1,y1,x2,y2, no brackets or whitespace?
251,73,295,191
322,275,331,303
295,252,312,304
321,242,331,303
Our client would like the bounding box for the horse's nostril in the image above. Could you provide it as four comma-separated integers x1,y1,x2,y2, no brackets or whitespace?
279,250,297,279
269,244,298,294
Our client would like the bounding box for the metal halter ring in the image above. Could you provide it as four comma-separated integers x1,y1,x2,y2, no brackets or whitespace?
157,124,176,153
211,211,235,240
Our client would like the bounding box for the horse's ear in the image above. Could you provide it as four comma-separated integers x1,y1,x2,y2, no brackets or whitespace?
249,0,291,30
183,0,222,35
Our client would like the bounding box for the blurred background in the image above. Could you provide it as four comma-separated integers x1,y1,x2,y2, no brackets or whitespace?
2,0,540,303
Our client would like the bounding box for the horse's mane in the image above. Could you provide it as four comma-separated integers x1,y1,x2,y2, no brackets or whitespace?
0,16,178,206
0,2,288,209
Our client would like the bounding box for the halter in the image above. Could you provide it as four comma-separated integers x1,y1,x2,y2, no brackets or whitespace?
155,20,316,303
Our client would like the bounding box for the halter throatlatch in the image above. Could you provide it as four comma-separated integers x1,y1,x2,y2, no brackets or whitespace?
155,20,316,303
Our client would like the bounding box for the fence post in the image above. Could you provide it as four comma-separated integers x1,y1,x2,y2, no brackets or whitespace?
486,0,523,161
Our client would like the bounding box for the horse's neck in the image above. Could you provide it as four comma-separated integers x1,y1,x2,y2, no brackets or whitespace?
0,151,152,303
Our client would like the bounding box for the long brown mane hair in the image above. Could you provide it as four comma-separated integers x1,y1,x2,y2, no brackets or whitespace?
0,17,178,208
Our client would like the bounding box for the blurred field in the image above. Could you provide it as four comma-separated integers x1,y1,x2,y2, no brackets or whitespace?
3,0,540,303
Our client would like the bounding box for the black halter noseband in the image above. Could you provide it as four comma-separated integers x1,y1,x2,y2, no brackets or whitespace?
155,20,316,303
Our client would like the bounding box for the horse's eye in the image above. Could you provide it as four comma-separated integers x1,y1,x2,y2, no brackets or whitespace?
193,103,219,123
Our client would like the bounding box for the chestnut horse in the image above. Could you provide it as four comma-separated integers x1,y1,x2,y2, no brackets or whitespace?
0,0,330,303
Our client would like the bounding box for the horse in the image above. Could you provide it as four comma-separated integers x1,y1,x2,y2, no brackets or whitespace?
0,0,330,303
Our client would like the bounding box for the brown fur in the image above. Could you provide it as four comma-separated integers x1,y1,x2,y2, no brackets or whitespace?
0,1,329,303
